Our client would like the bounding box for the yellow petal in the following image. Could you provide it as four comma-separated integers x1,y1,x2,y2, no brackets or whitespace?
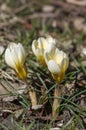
52,72,65,84
15,64,27,80
38,55,46,66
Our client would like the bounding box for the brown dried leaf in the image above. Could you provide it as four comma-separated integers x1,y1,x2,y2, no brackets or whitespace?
14,108,24,119
66,0,86,6
73,17,86,32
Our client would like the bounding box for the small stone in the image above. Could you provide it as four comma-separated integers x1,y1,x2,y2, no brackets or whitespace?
42,5,54,12
31,104,42,110
82,48,86,55
50,128,61,130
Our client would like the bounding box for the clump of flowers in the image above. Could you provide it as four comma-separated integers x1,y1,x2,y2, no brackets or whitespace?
5,35,69,117
32,35,69,116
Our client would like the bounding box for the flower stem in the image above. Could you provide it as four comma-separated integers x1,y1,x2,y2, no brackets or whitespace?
25,79,37,107
29,87,37,107
52,85,60,117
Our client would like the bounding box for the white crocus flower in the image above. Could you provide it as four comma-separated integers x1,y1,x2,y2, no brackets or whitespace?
32,35,56,65
5,42,27,80
45,47,69,83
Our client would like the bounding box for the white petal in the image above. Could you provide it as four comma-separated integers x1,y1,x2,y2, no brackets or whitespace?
46,35,56,45
45,43,56,54
55,50,64,65
5,48,16,69
17,43,26,64
8,42,17,50
32,40,42,57
44,47,59,63
38,37,48,50
47,60,61,74
18,43,26,58
61,56,69,71
44,51,51,63
32,40,38,55
11,48,19,63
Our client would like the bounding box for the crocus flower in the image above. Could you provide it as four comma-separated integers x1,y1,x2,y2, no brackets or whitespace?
5,42,27,80
32,35,56,65
44,47,69,83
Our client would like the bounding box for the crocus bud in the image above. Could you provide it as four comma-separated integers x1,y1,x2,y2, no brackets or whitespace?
32,35,56,65
45,47,69,83
5,42,27,80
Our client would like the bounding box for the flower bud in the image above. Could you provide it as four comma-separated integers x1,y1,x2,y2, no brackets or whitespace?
32,35,56,65
45,47,69,83
5,42,27,80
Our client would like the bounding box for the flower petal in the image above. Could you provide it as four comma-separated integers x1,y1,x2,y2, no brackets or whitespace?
8,42,17,50
47,60,61,74
46,35,56,45
17,43,26,64
38,37,48,50
61,56,69,73
44,47,59,63
55,50,64,65
32,40,38,56
5,48,16,69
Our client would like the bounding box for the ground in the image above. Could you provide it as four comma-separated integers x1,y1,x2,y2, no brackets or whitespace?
0,0,86,130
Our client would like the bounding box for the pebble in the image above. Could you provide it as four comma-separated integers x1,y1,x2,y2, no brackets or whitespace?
42,5,54,12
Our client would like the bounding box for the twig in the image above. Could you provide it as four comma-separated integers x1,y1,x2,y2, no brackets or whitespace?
50,0,86,17
28,86,37,107
27,12,58,19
